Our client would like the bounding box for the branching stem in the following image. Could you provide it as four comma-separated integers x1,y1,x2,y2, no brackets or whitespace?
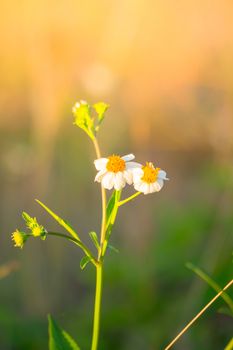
47,232,98,267
118,191,141,206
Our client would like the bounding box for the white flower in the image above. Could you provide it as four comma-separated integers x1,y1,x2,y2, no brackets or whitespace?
94,154,141,190
133,162,169,194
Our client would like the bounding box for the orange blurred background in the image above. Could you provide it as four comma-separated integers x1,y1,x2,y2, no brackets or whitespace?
1,0,233,151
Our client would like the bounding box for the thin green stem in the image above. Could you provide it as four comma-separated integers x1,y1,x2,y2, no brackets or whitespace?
47,232,98,267
187,262,233,312
92,137,107,260
91,137,107,350
164,279,233,350
118,191,141,207
91,265,103,350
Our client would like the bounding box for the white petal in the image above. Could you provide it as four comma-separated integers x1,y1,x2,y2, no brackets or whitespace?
157,179,164,189
151,179,164,192
143,183,151,194
134,181,148,194
158,170,169,180
126,161,142,169
114,172,126,190
122,154,135,162
134,181,142,192
102,172,115,190
94,158,108,171
95,169,107,182
132,168,144,183
132,167,143,176
123,170,133,185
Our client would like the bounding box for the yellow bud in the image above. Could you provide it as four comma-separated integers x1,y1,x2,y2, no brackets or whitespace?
11,230,27,249
32,226,42,237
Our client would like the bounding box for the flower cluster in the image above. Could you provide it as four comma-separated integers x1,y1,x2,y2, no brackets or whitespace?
11,212,46,249
94,154,168,194
22,212,46,238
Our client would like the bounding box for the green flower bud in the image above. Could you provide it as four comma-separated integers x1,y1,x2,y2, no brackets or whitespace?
22,212,46,239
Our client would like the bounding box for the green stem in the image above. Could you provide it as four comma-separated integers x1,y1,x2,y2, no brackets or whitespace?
92,137,107,259
47,232,98,267
118,191,141,206
91,264,103,350
91,137,107,350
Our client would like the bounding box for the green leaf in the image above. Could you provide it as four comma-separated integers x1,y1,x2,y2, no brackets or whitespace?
48,315,80,350
80,256,91,270
107,244,119,254
36,200,80,241
218,307,233,318
89,231,100,250
106,190,121,230
102,190,121,256
93,102,109,125
186,262,233,314
106,191,116,224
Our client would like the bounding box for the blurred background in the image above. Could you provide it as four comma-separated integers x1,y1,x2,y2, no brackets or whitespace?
0,0,233,349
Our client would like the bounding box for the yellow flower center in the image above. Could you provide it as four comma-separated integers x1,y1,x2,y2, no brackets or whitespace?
106,155,126,173
32,226,42,237
141,162,160,183
12,230,24,248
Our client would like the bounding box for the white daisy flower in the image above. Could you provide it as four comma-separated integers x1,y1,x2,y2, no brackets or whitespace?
94,154,141,190
133,162,169,194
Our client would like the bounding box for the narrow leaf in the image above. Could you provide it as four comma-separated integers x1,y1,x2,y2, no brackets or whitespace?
108,244,119,254
106,190,121,231
48,315,80,350
103,190,121,256
106,191,117,225
80,256,91,270
218,307,233,318
36,200,80,241
186,262,233,313
89,231,100,250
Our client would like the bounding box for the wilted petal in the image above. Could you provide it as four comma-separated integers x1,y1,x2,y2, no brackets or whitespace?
122,154,135,162
158,170,169,180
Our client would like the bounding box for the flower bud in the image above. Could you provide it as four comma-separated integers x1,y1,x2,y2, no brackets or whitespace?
11,230,28,249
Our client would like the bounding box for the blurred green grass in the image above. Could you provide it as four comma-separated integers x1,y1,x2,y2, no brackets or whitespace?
0,126,232,349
